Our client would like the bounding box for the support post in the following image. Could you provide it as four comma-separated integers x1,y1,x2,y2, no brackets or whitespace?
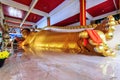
47,17,50,26
80,0,86,26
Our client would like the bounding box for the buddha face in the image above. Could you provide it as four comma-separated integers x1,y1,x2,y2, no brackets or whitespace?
21,29,30,39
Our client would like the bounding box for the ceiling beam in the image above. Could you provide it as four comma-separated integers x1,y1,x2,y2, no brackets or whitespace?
36,0,91,28
34,0,75,28
0,0,49,17
5,17,35,25
20,0,38,27
49,0,75,16
93,10,120,20
7,22,32,28
50,0,80,25
37,0,104,27
86,12,93,20
113,0,118,10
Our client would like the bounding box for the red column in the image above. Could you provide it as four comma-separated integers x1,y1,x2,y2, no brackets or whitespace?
80,0,86,26
47,17,50,26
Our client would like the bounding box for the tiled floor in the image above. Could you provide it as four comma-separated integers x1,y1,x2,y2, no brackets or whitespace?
0,25,120,80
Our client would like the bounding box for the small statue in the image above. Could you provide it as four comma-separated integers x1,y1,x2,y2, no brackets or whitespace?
1,23,10,51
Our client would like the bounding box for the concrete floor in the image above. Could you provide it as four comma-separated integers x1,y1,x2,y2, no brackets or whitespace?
0,25,120,80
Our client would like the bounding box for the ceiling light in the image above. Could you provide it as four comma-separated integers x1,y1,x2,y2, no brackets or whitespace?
8,7,22,18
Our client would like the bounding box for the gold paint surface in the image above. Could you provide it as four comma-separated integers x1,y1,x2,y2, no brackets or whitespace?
22,30,81,53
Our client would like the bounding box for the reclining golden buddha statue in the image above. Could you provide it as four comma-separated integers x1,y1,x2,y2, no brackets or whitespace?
20,15,116,57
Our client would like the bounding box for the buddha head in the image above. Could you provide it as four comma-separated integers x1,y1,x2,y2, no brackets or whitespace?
21,28,31,39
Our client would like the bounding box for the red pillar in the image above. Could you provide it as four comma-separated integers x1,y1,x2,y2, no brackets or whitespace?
47,17,50,26
80,0,86,26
